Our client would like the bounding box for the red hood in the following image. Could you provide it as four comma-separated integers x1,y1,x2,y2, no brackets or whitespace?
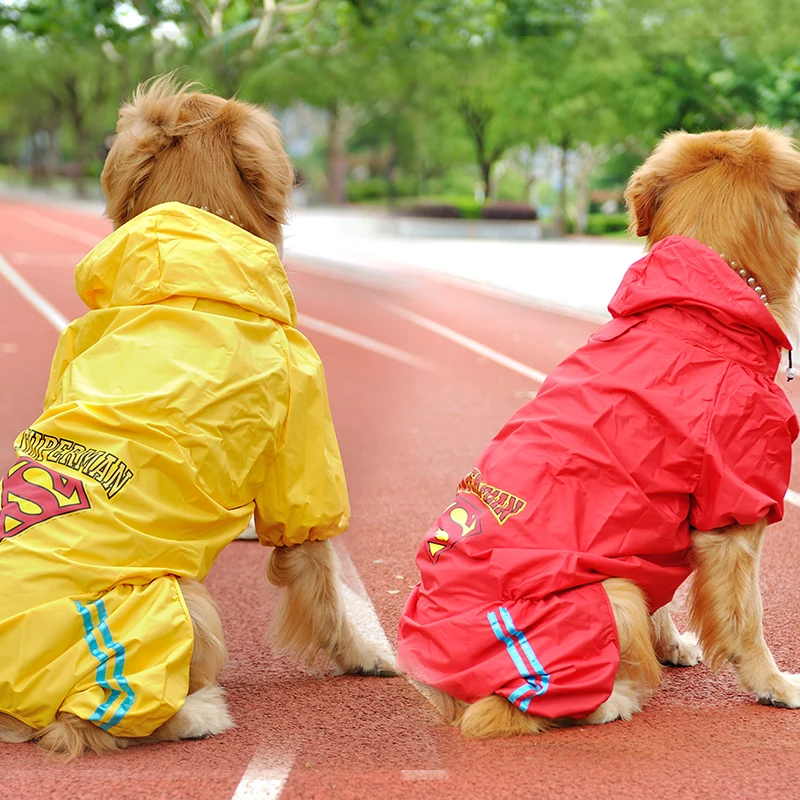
609,236,792,373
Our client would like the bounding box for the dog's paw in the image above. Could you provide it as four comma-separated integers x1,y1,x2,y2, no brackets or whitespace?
755,672,800,709
584,680,642,725
174,687,235,739
342,653,400,678
657,631,703,667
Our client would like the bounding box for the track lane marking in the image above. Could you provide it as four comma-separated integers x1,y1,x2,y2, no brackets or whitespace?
297,313,432,371
786,489,800,508
0,253,70,331
230,752,293,800
381,300,549,384
5,207,104,247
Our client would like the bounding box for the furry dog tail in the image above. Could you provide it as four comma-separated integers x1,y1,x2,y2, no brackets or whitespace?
0,712,37,745
34,714,127,761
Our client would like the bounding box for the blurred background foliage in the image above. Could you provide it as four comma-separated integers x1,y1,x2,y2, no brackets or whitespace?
2,0,800,233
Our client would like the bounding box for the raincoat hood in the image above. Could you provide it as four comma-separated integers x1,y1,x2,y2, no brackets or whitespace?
609,236,791,375
75,202,297,326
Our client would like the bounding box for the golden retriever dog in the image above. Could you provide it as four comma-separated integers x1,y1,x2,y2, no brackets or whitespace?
0,76,394,760
398,127,800,736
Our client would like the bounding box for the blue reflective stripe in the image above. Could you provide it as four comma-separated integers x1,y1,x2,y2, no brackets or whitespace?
75,601,121,725
498,606,550,695
508,684,533,705
487,611,531,681
508,683,534,712
94,600,135,729
487,606,551,708
74,599,135,731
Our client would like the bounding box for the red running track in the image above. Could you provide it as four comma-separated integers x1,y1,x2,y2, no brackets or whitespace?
2,196,800,799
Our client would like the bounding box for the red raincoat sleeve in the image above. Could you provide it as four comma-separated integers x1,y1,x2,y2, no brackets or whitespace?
690,380,798,531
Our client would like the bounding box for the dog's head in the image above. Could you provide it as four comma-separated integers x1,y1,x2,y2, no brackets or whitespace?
101,75,293,252
625,128,800,318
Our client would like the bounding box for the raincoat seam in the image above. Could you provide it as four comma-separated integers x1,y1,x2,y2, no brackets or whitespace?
644,316,773,378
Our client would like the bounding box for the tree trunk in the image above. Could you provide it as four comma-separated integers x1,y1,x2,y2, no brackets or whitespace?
326,103,348,205
481,159,493,201
575,169,590,235
522,176,536,205
556,133,571,236
70,112,90,199
385,121,398,208
29,138,48,187
44,126,59,185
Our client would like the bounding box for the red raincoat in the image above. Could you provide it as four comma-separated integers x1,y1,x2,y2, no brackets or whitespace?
397,236,798,720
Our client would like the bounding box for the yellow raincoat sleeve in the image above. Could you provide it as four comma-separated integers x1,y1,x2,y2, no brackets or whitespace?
253,327,350,547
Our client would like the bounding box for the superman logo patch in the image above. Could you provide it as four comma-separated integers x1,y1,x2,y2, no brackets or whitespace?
425,494,485,563
0,457,90,540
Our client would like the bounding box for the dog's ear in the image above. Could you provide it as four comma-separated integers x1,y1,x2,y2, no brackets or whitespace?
624,162,664,238
101,75,191,228
220,101,294,228
762,129,800,229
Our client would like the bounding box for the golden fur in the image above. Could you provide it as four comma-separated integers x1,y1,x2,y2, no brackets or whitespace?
425,127,800,736
266,541,397,676
102,74,294,251
0,77,395,760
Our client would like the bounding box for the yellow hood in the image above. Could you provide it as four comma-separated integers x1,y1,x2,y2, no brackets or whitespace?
75,202,297,326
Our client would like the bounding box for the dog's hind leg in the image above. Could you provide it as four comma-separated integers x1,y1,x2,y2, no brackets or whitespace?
583,578,660,724
11,580,233,759
651,606,703,666
689,522,800,708
179,578,229,692
460,577,658,737
459,694,554,737
147,686,233,742
148,579,234,741
266,540,398,676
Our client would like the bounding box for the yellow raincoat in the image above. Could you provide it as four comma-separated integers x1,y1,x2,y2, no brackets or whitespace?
0,202,349,736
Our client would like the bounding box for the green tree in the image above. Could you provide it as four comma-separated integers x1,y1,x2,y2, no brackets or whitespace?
0,0,157,194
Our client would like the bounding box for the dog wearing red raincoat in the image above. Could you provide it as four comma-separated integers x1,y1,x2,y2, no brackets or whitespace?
398,127,800,736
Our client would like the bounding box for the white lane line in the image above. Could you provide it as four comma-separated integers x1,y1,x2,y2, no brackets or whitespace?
785,489,800,507
333,538,396,660
5,207,103,247
0,253,69,331
298,313,432,371
381,300,548,384
230,752,293,800
333,539,451,720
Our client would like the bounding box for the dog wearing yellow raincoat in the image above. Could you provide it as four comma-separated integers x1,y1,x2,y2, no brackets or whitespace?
0,78,395,760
